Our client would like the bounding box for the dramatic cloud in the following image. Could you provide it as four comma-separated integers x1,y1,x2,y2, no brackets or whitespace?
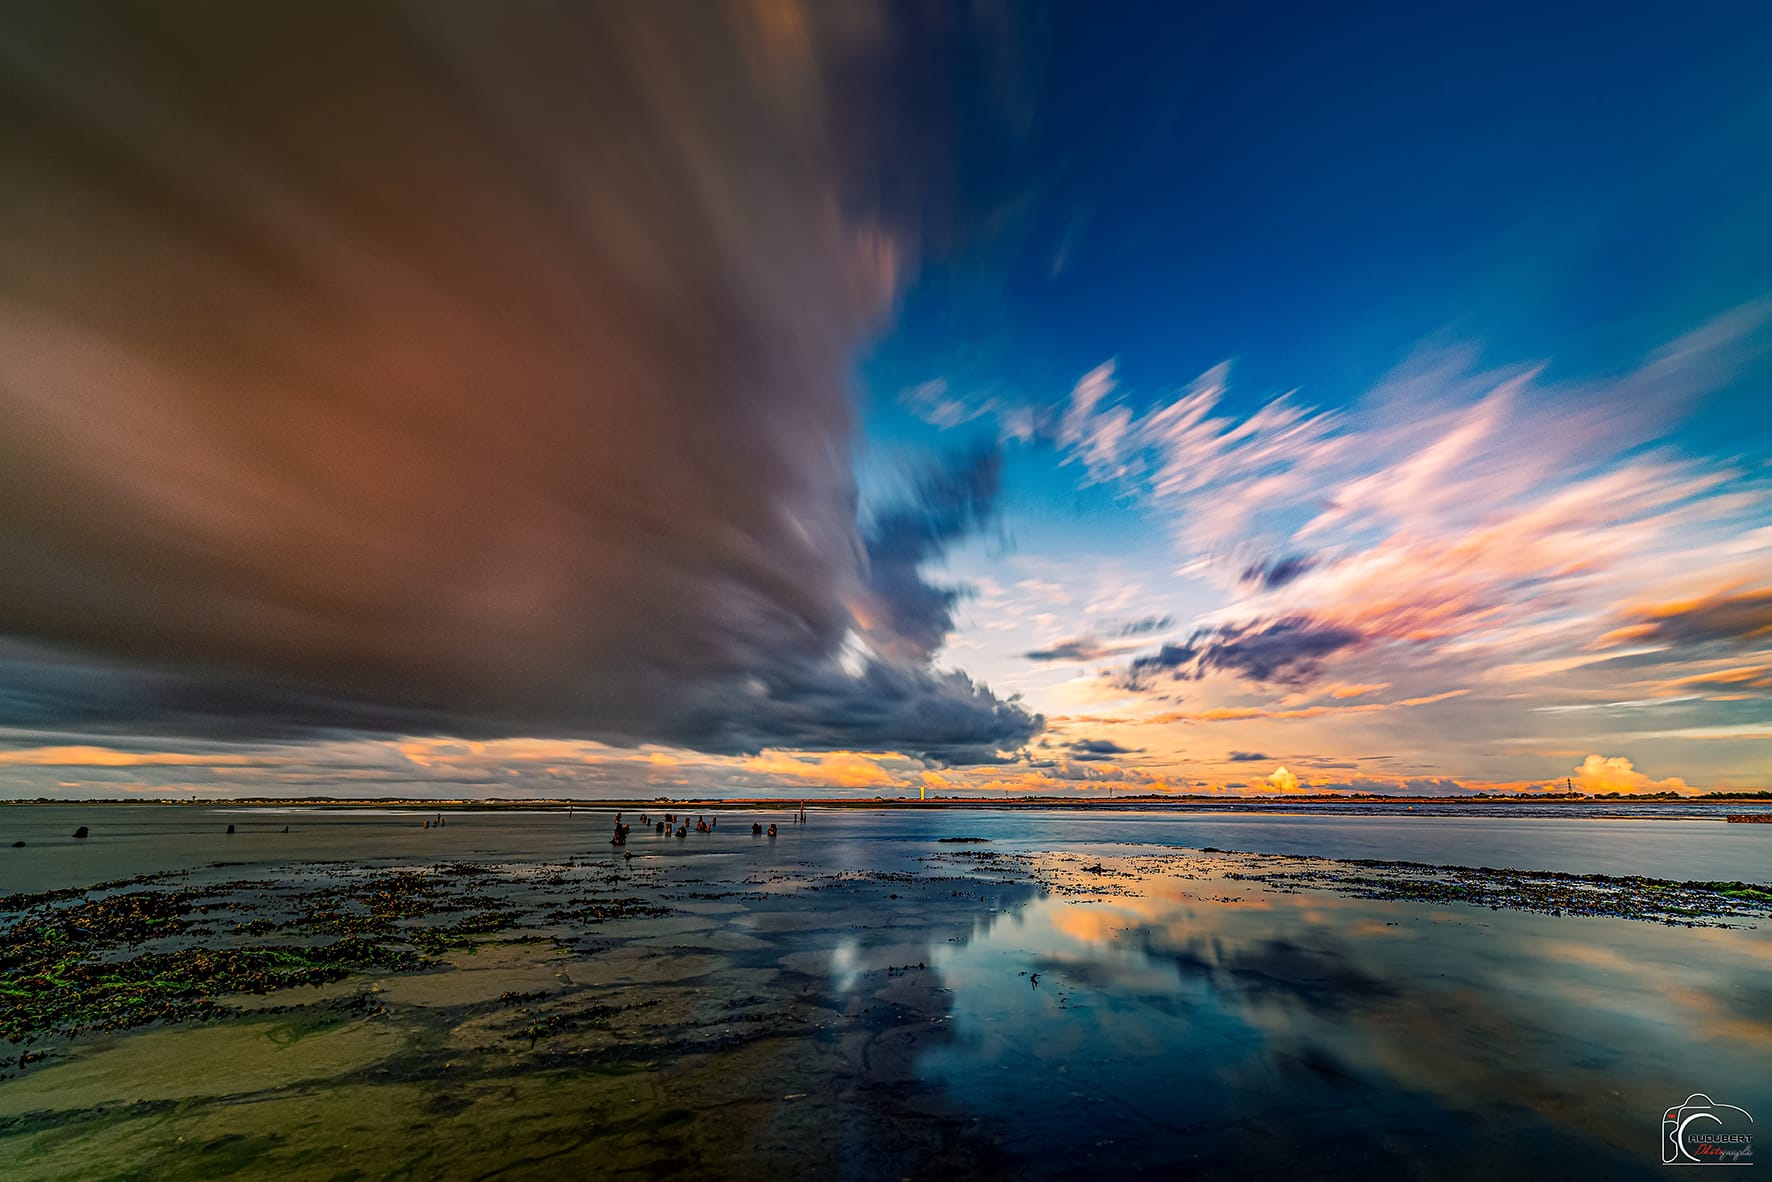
1265,766,1301,793
858,447,1003,664
0,4,1038,762
1124,617,1361,688
1568,754,1692,796
1042,308,1772,790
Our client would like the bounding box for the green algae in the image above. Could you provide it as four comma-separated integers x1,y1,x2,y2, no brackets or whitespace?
0,863,659,1051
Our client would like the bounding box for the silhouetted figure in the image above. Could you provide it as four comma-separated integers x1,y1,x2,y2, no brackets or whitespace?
226,824,235,834
767,824,777,838
282,826,289,834
676,825,687,838
656,821,666,834
752,822,763,835
73,826,89,839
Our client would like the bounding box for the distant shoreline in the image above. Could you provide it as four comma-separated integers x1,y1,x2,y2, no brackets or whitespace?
1,794,1766,809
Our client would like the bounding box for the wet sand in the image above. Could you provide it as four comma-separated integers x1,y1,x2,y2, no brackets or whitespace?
1,826,1768,1179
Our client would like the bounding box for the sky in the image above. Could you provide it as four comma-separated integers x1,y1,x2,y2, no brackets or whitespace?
1,2,1769,799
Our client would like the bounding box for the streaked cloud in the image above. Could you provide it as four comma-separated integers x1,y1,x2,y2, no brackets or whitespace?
1123,618,1362,689
0,5,1038,763
1598,586,1772,649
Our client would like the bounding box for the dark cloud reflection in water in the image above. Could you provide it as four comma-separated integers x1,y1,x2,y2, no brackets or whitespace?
919,861,1770,1179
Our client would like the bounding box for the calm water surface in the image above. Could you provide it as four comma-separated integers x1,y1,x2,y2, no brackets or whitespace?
0,805,1767,1179
3,803,1770,892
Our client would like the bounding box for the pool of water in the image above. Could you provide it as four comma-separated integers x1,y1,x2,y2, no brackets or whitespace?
0,821,1766,1179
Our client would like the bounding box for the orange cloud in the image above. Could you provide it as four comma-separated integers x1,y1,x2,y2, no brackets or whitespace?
1266,766,1302,793
399,738,607,767
1394,689,1469,707
0,746,268,768
1569,754,1692,796
1328,682,1389,699
739,750,901,789
1672,665,1772,690
1144,688,1466,725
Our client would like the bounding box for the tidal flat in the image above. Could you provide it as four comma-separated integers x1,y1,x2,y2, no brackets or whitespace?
1,807,1769,1179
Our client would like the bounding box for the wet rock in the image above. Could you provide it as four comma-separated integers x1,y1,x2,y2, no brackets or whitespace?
72,826,89,839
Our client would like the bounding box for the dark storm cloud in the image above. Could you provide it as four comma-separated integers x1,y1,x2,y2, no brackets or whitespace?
1123,617,1361,689
859,447,1003,665
0,3,1040,760
1239,554,1317,591
1199,618,1361,683
1065,737,1135,761
1121,643,1198,688
1024,638,1113,663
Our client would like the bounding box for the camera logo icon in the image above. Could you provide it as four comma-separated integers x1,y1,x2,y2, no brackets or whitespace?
1663,1094,1755,1166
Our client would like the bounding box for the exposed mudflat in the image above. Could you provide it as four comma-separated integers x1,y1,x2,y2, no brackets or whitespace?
1,839,1767,1179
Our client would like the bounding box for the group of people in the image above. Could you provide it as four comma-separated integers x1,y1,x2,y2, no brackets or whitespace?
422,814,447,830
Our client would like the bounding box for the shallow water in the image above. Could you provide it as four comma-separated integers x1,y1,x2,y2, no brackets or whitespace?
0,809,1767,1179
3,803,1770,894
